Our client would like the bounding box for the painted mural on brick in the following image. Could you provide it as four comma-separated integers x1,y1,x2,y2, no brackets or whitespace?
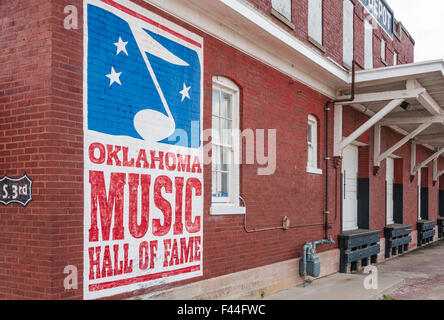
83,0,203,299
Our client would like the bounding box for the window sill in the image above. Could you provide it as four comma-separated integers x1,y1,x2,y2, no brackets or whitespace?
210,204,246,215
306,166,323,175
308,36,326,53
270,8,295,30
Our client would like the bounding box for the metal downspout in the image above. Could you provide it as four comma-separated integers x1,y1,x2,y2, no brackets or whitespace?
324,61,356,239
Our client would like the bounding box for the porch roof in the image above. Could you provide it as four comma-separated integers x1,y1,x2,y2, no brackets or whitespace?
334,60,444,180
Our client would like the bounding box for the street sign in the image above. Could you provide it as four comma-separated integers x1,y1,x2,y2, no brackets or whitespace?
0,174,33,207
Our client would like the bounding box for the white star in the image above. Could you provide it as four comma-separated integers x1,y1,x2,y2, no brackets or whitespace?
179,83,191,102
106,67,122,86
114,37,128,56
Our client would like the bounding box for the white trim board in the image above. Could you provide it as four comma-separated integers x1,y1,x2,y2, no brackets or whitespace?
144,0,349,98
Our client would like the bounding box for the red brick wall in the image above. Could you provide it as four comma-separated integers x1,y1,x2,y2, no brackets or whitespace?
0,0,423,300
0,0,55,299
1,0,340,300
0,0,84,299
247,0,415,69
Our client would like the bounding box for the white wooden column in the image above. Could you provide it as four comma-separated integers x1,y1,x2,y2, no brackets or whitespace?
374,124,381,168
433,158,438,183
411,142,417,178
334,104,343,157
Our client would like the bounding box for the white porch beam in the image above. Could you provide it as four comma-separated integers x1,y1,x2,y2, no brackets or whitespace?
436,169,444,182
333,104,343,157
417,91,443,115
335,88,425,104
380,115,444,126
339,99,404,155
417,133,444,140
376,122,432,167
416,137,444,144
413,148,444,174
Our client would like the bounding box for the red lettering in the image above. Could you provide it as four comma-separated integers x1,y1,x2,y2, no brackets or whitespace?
88,246,101,280
128,174,150,238
191,156,202,173
152,176,173,237
123,243,133,274
180,237,194,264
169,238,180,266
173,177,184,235
165,152,177,171
194,236,201,262
177,154,191,172
106,145,122,166
122,147,135,167
150,150,164,170
185,178,202,233
89,143,106,164
163,239,171,267
88,171,125,242
101,245,113,278
150,241,158,269
136,149,149,168
113,244,123,276
139,241,149,271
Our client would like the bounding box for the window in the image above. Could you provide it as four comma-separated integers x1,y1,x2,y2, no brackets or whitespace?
307,115,322,175
211,76,245,215
308,0,324,50
364,20,373,69
393,51,398,66
342,0,354,68
381,38,386,63
271,0,292,23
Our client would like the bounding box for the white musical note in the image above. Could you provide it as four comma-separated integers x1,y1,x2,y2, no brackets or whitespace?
129,23,189,143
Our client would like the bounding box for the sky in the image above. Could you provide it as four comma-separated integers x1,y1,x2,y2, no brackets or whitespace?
388,0,444,62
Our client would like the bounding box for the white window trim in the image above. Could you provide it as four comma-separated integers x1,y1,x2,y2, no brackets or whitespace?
210,204,246,215
342,0,354,69
308,0,324,48
381,38,386,63
211,76,244,215
307,166,323,175
307,114,322,175
271,0,293,27
364,20,373,69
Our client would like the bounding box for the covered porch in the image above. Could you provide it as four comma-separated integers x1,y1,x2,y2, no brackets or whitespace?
333,60,444,272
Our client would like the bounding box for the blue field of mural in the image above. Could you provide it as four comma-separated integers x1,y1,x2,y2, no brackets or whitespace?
87,4,201,148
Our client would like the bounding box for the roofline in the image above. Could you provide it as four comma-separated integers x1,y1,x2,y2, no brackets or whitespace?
351,60,444,86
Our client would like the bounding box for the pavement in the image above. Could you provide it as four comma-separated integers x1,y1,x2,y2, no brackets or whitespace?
264,239,444,300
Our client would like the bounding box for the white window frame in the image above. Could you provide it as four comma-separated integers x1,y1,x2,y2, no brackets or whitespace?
364,20,373,69
381,38,386,63
307,114,322,175
210,76,245,215
308,0,324,49
271,0,292,23
393,51,398,66
342,0,354,68
418,169,422,220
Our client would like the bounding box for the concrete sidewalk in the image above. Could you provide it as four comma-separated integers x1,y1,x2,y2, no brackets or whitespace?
264,272,403,300
264,239,444,300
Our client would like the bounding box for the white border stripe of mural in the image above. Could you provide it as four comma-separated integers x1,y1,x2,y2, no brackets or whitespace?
83,0,204,300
